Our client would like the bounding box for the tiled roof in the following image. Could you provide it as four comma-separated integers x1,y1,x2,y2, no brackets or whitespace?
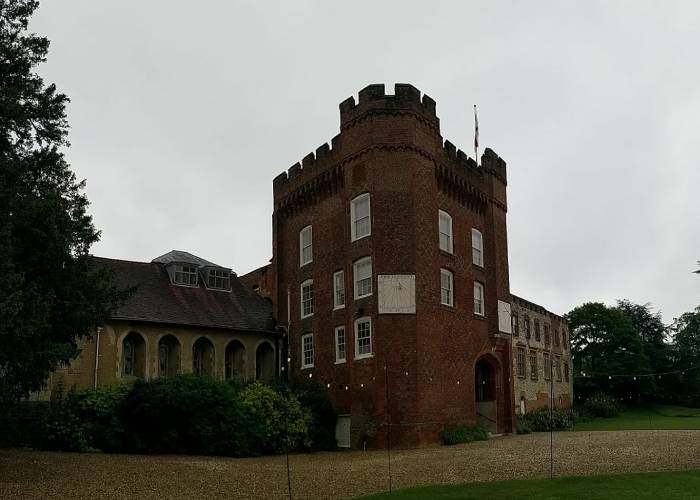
151,250,230,270
94,256,275,332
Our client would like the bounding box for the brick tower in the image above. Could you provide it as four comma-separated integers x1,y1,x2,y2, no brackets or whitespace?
271,83,514,448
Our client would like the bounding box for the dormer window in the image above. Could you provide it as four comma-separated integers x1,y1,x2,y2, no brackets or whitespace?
173,265,198,285
207,269,230,290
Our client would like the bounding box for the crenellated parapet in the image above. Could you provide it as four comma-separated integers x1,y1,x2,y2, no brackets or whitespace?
339,83,440,132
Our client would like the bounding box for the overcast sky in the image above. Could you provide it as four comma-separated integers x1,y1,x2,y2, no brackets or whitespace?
31,1,699,323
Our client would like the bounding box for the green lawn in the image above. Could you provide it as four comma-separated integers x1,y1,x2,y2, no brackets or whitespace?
573,404,700,431
361,471,700,499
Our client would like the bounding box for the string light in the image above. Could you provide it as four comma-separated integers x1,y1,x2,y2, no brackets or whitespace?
308,373,313,378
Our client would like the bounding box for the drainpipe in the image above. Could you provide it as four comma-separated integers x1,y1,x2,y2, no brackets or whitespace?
94,326,103,389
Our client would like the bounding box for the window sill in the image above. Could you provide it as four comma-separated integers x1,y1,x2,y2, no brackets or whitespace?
351,234,371,243
440,303,455,312
439,249,455,259
472,263,485,271
300,314,314,320
354,353,374,361
335,359,347,365
473,313,486,320
300,261,313,268
354,293,373,301
333,305,345,311
301,365,314,370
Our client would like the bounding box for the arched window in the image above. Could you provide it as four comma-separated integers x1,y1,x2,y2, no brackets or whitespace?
256,342,275,382
225,340,246,382
122,332,146,379
158,335,181,377
192,337,214,376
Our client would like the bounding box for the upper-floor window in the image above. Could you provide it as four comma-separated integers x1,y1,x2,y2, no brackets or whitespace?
355,317,373,359
354,257,373,299
544,324,551,346
351,193,371,241
333,270,345,309
440,269,454,307
529,350,538,379
301,333,314,369
335,326,346,363
207,269,230,290
174,265,198,286
471,228,483,267
543,352,551,380
300,279,314,319
512,311,519,336
524,315,531,339
534,319,541,342
438,210,453,254
554,328,561,347
300,225,313,267
516,346,526,377
556,357,562,382
562,328,568,349
473,281,485,316
564,362,570,382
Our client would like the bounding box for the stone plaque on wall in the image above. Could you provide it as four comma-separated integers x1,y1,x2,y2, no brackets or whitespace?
378,274,416,314
498,299,512,334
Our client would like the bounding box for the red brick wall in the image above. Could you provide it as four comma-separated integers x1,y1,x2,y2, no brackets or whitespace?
271,84,513,448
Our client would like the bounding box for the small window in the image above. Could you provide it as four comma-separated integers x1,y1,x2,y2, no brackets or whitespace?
556,357,562,382
301,333,314,369
512,312,519,337
351,193,371,241
471,228,483,267
562,328,568,350
335,326,346,363
300,225,313,267
516,346,526,377
355,317,372,359
173,265,198,285
524,315,531,339
440,269,453,307
300,280,314,319
529,350,538,379
207,269,230,289
544,324,551,346
543,352,551,380
554,328,561,347
564,362,570,382
333,270,345,309
354,257,373,299
473,281,485,316
534,319,541,342
438,210,453,254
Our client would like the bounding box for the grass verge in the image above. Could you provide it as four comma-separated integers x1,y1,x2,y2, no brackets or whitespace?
573,404,700,431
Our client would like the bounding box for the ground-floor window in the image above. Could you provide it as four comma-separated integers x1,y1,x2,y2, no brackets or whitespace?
529,350,538,379
301,333,314,369
516,346,526,377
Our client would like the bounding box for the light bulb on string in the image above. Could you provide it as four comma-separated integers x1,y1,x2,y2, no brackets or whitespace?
309,373,313,378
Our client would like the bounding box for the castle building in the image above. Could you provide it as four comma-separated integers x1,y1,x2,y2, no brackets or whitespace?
41,83,573,450
264,83,516,448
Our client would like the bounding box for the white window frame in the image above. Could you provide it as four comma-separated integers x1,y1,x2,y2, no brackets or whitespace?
299,225,313,267
301,333,314,369
333,270,345,310
440,268,454,307
353,257,373,299
471,228,484,267
207,269,230,290
173,265,199,286
354,317,373,359
516,346,526,378
438,210,453,254
473,281,485,316
335,326,346,363
300,279,314,319
350,193,371,242
529,350,538,379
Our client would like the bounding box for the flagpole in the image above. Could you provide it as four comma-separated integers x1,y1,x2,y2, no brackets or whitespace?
473,104,479,166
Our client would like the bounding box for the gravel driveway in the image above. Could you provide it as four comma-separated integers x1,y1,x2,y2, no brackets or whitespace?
2,430,700,499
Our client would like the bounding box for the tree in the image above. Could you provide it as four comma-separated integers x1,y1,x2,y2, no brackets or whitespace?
0,0,127,409
566,302,653,401
615,300,671,375
672,307,700,405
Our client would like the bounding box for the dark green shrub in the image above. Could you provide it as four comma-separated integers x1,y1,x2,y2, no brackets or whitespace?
121,374,250,456
43,385,128,452
520,406,575,432
515,416,532,434
441,425,489,445
239,382,311,454
277,379,337,451
581,393,622,418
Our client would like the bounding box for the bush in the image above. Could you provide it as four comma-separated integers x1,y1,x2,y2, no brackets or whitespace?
43,385,128,452
121,374,250,456
581,393,622,418
277,379,337,451
239,382,312,454
441,425,489,445
515,416,532,434
520,406,575,432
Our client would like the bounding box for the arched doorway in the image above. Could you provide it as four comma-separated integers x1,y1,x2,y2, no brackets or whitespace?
255,342,275,382
122,331,146,379
225,340,246,382
475,357,497,433
158,335,181,377
192,337,214,376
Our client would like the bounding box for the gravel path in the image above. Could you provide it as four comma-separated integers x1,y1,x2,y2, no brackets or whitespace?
2,430,700,499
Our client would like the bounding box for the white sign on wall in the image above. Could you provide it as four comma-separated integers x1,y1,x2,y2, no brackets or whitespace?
378,274,416,314
498,300,512,334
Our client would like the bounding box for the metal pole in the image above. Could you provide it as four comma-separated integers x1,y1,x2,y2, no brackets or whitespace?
385,362,392,494
93,327,102,389
549,357,554,479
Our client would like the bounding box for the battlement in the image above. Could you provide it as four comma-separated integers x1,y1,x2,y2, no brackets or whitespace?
339,83,440,131
440,140,507,185
272,134,343,194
